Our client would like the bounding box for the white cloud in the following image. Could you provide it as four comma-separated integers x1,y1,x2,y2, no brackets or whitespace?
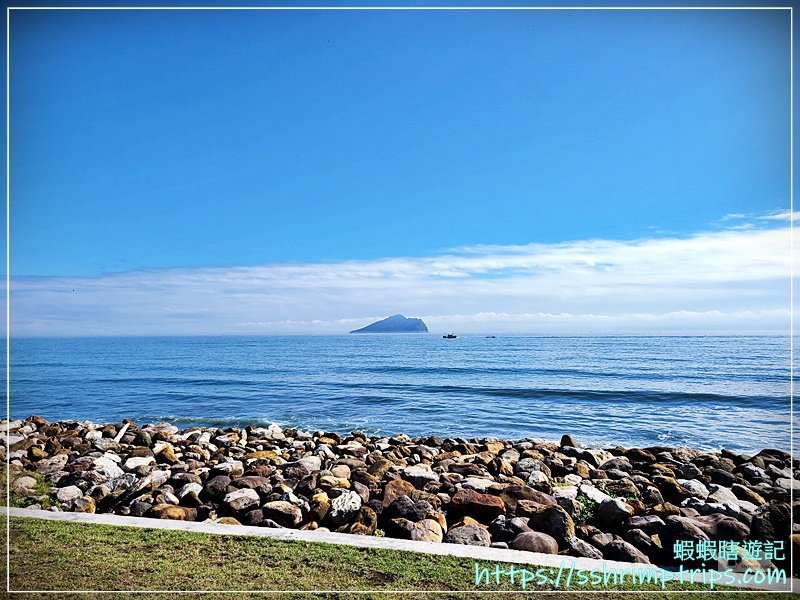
10,220,795,336
757,210,800,221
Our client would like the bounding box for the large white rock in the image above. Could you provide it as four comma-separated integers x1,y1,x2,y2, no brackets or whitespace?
178,482,203,498
124,456,155,471
223,488,260,512
677,478,709,499
707,484,738,504
55,485,83,505
578,484,612,504
295,455,322,472
329,490,361,525
460,477,494,493
403,465,439,489
552,485,579,501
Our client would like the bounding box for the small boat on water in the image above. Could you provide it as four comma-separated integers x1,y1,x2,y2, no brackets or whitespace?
443,333,457,339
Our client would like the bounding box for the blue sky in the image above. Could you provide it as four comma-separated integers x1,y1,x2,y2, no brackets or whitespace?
8,7,794,335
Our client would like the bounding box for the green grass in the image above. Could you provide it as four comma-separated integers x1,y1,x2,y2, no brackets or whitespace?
5,469,63,510
3,515,792,600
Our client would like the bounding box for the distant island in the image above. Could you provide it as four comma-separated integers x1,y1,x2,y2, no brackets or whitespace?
349,314,429,334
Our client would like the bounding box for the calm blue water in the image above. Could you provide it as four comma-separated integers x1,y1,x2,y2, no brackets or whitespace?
8,335,792,453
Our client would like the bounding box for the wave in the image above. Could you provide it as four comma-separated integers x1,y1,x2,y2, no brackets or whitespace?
330,380,783,408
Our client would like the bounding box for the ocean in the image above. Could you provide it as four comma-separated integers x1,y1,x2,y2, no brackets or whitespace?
8,334,792,454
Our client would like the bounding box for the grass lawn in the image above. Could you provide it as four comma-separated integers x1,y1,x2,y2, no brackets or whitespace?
2,515,793,599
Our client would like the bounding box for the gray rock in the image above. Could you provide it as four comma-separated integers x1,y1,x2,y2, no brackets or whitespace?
578,484,612,504
707,484,738,505
55,485,83,506
443,524,491,546
775,478,800,492
223,488,260,513
766,463,792,480
677,479,709,499
596,498,634,526
402,465,439,489
567,536,603,560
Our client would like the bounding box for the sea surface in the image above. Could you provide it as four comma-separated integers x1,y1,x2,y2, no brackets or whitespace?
7,335,793,454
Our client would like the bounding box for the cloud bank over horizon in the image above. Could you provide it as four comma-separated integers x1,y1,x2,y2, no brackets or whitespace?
11,214,794,337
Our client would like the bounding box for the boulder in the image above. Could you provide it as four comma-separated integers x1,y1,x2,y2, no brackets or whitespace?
520,504,574,551
624,515,665,535
603,540,651,564
488,515,533,543
222,488,260,513
402,465,439,489
443,524,491,546
146,504,197,521
329,490,362,525
262,501,302,528
409,519,444,543
567,535,603,560
596,498,634,527
509,531,559,554
448,488,505,525
382,479,415,508
383,496,432,524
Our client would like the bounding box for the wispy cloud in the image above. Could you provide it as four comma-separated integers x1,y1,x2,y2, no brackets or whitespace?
757,210,800,221
10,216,794,336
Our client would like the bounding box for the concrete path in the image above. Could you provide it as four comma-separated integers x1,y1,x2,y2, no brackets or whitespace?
4,507,795,593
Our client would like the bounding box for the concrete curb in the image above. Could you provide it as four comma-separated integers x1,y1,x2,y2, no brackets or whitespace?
4,507,795,593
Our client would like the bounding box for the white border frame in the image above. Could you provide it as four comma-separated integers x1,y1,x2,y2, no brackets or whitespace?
4,4,794,595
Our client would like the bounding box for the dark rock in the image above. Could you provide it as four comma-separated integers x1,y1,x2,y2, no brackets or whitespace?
706,468,740,487
750,502,791,541
203,475,232,498
626,448,656,463
623,528,659,558
348,506,379,536
383,495,432,524
603,540,651,564
448,488,505,525
691,513,749,541
242,509,264,526
232,476,271,489
659,516,710,564
520,504,574,551
488,515,533,543
129,501,152,517
624,515,665,535
652,476,693,504
560,434,578,448
385,517,415,539
589,532,614,549
596,498,634,526
599,457,632,472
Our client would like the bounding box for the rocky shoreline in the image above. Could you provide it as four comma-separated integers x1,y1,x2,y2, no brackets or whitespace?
3,417,798,576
